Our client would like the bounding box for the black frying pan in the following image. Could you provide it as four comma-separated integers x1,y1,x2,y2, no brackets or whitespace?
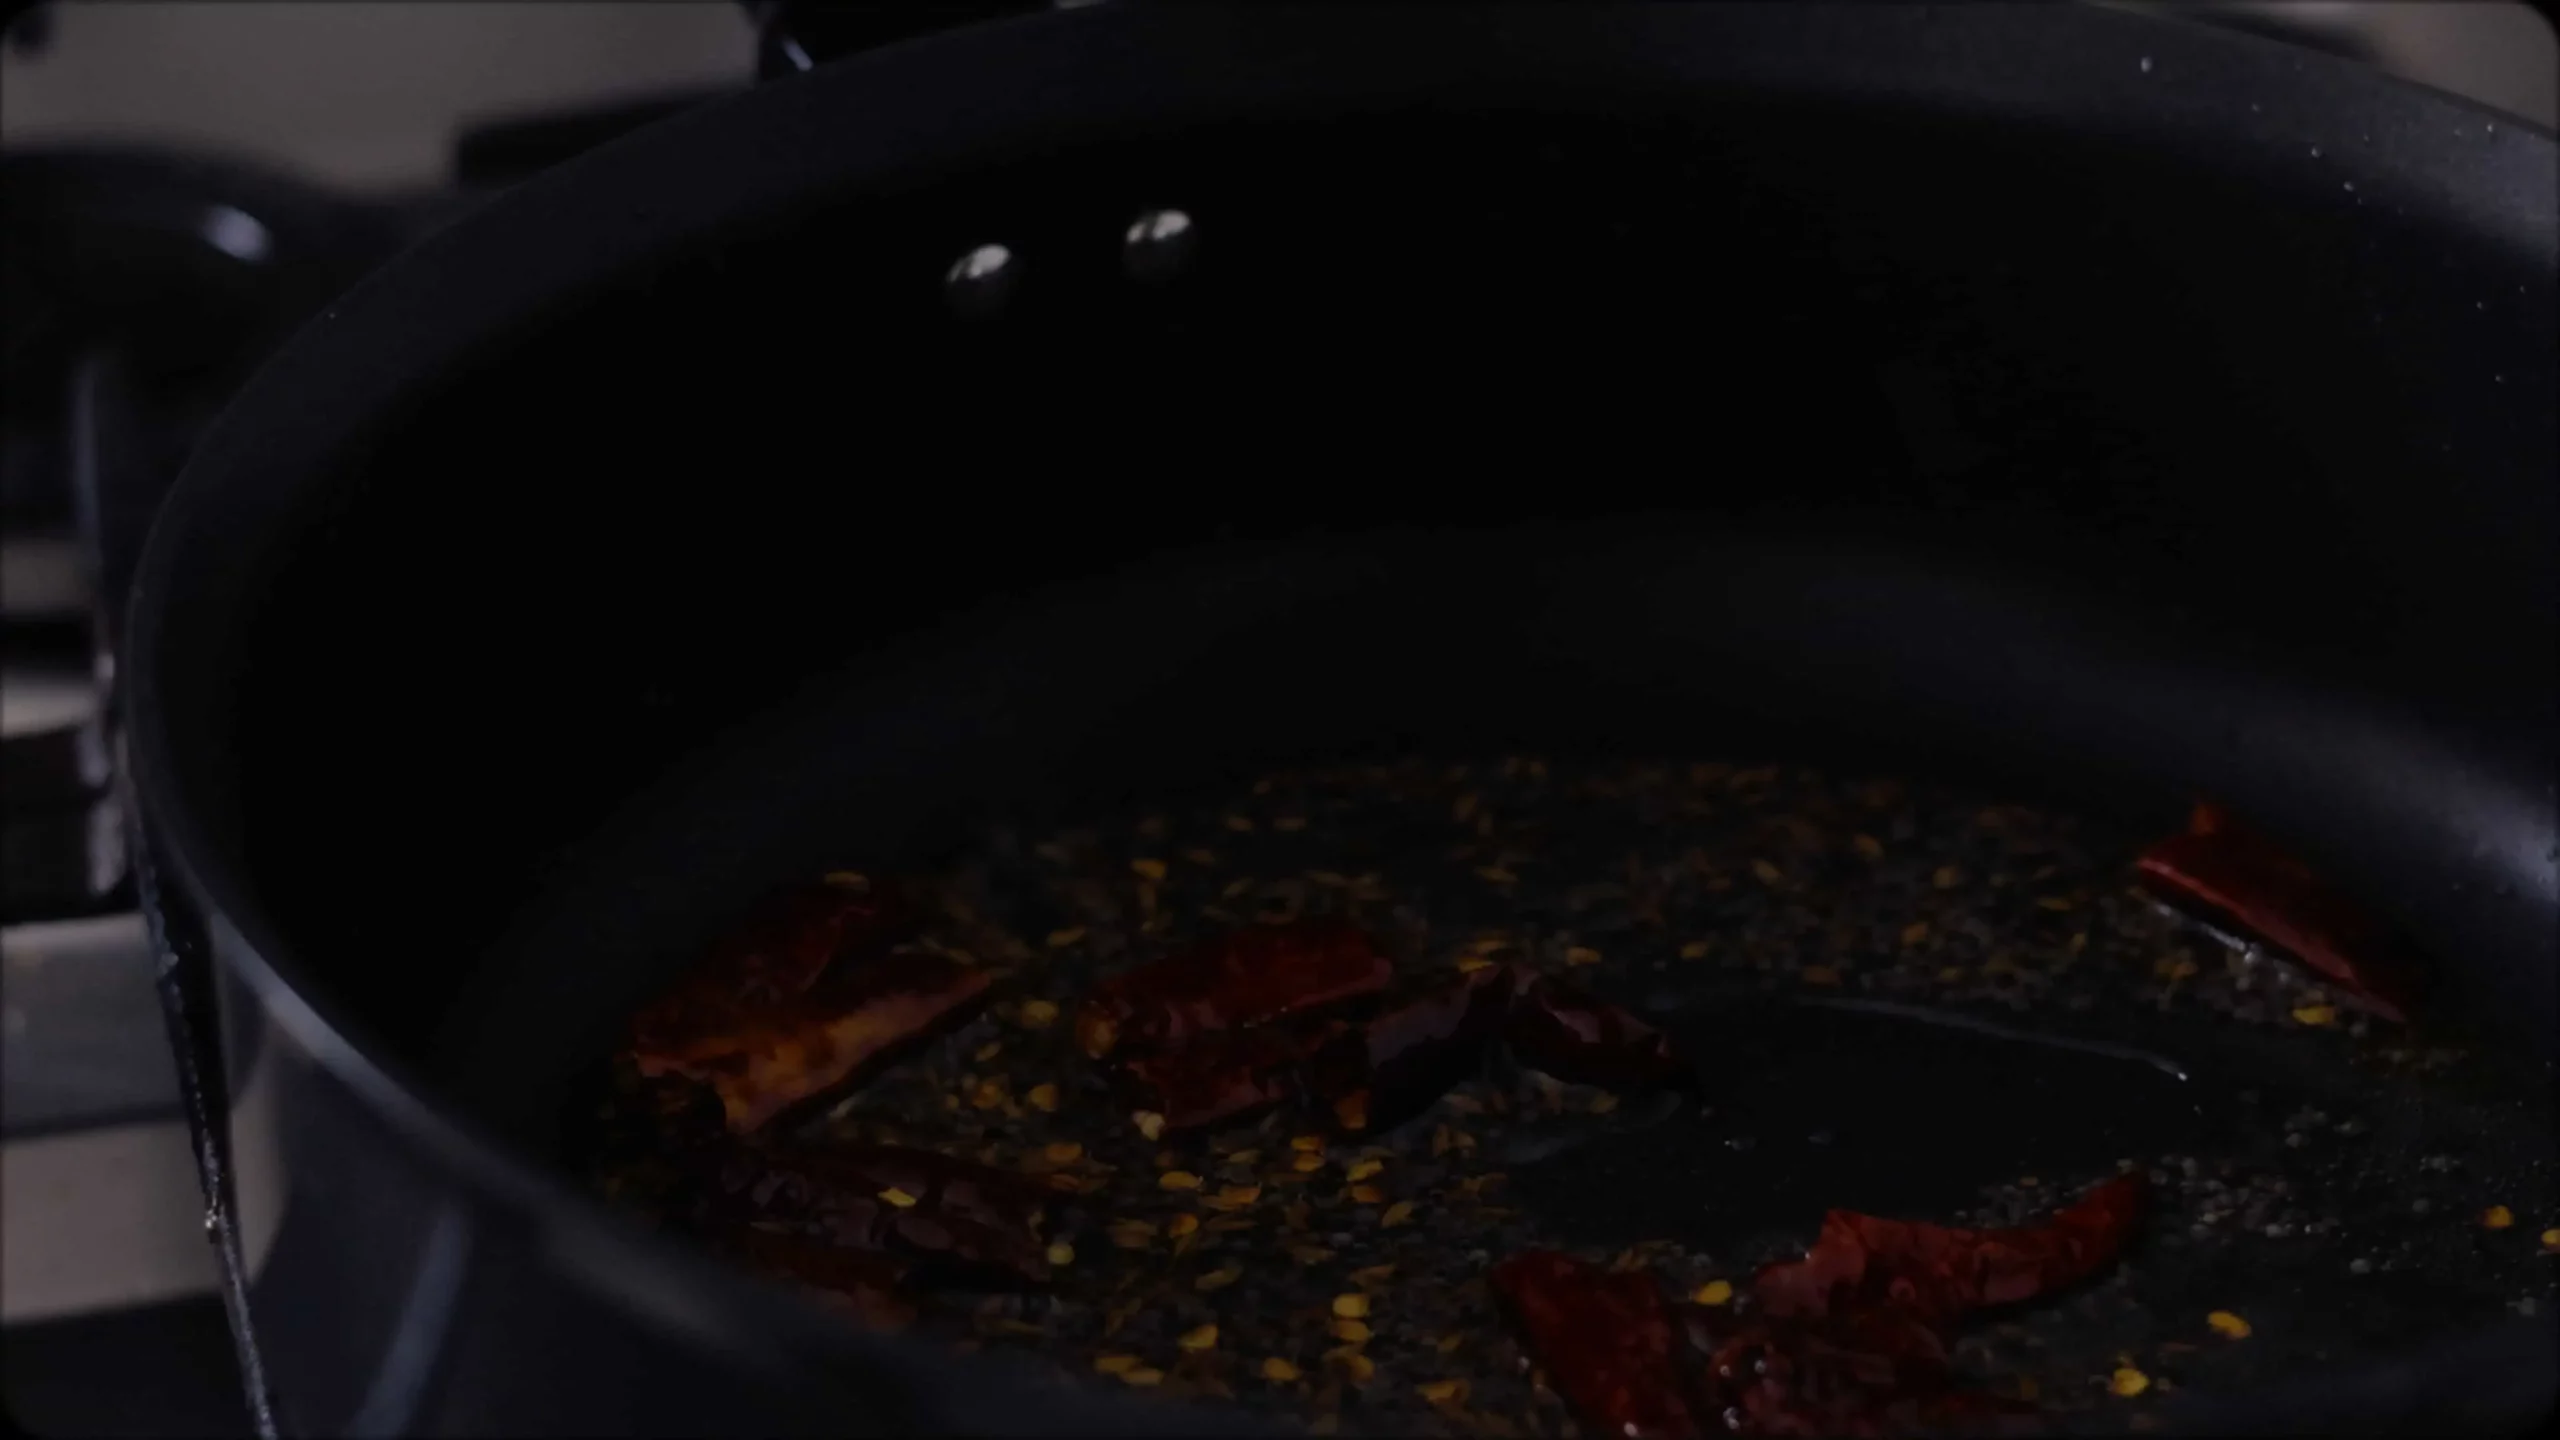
121,5,2556,1435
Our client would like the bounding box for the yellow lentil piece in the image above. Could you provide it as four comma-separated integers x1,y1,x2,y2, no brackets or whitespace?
1381,1201,1416,1228
1565,946,1602,966
1693,1280,1734,1306
1017,999,1059,1029
1042,1141,1082,1163
1332,1293,1370,1319
1679,940,1711,960
1331,1319,1372,1345
1262,1358,1301,1382
1026,1082,1060,1112
2292,1004,2338,1027
1346,1158,1384,1182
1349,1184,1386,1205
2207,1311,2251,1339
1133,1110,1166,1141
2110,1367,2151,1398
1160,1170,1202,1191
2484,1205,2515,1229
1046,926,1086,947
1045,1242,1075,1267
1178,1323,1219,1352
877,1187,919,1209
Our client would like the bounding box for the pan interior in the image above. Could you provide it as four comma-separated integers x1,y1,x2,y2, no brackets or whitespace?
203,104,2551,1136
177,89,2556,1434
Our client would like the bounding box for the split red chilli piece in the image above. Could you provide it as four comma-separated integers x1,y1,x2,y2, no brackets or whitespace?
1504,969,1690,1093
1496,1181,2143,1436
1114,1022,1322,1132
1298,962,1520,1134
714,1142,1062,1287
1108,953,1693,1136
2136,800,2416,1021
1075,918,1393,1059
1678,1304,2038,1437
1303,964,1691,1135
628,880,994,1133
1752,1174,2146,1327
1493,1250,1703,1440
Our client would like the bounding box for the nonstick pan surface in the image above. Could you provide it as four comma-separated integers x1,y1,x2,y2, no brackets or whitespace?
438,523,2557,1435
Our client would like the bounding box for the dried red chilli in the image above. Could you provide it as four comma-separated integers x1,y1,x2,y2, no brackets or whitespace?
628,881,994,1133
1303,964,1692,1134
2135,800,2416,1020
1299,963,1520,1133
630,880,914,1063
1502,968,1690,1093
612,872,1068,1323
1752,1175,2146,1326
710,1142,1063,1286
1097,943,1691,1135
1114,1021,1320,1132
1497,1180,2143,1436
1493,1250,1704,1440
1075,918,1393,1059
1678,1304,2031,1438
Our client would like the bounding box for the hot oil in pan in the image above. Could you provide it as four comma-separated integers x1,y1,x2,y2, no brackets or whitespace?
585,758,2557,1437
1511,998,2221,1248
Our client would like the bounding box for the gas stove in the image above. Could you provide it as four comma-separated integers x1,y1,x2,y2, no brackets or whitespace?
0,11,1024,1428
0,28,753,1439
0,144,430,1440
